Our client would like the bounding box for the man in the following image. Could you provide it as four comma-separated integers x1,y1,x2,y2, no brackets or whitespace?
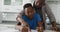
33,0,59,31
16,0,60,31
16,3,43,32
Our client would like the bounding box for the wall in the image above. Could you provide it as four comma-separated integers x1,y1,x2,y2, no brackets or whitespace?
0,0,60,24
0,0,31,21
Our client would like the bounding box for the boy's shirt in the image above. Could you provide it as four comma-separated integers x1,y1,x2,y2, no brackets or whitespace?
22,13,42,30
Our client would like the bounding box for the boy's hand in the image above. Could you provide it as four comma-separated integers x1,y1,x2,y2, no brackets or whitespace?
38,22,43,27
36,27,43,32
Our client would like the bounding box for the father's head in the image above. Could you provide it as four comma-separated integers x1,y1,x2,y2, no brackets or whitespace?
35,0,45,7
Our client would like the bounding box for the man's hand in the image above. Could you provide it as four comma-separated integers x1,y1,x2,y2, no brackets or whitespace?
51,21,60,31
52,26,60,31
52,26,57,31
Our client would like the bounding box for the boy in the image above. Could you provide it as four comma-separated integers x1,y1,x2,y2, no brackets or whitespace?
16,3,43,32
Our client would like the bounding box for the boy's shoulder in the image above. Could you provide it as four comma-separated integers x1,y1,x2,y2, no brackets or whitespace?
22,15,27,18
34,13,40,17
22,13,40,19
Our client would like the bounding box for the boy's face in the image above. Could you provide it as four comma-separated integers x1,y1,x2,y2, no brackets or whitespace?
25,7,34,19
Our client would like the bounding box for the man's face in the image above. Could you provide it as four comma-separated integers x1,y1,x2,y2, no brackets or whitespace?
25,7,34,18
35,0,45,7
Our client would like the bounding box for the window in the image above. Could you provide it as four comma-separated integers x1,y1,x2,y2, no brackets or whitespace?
4,0,23,5
4,0,11,5
12,0,23,5
15,0,23,5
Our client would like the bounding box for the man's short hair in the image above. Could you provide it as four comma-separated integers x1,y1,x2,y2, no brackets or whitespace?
23,3,33,9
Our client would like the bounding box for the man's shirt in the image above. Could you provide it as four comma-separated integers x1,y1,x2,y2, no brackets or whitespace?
22,13,42,29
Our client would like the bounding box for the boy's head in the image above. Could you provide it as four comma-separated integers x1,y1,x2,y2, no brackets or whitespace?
23,3,35,19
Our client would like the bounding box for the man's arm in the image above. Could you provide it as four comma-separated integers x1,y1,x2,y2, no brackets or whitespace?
45,4,60,31
16,10,29,27
17,17,29,26
45,4,56,26
16,10,24,23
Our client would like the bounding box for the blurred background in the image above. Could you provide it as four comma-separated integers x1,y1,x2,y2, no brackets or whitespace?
0,0,60,32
